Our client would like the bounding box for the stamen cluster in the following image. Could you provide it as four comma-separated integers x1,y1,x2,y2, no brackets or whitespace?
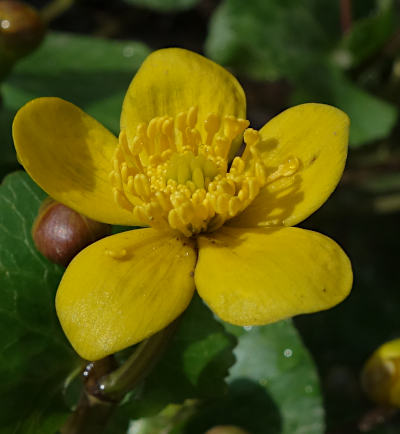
109,106,298,236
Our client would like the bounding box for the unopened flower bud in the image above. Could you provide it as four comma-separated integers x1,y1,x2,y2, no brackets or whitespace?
0,1,45,60
205,426,250,434
361,338,400,407
32,198,111,267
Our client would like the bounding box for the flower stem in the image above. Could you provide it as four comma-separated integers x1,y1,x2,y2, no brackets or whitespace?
60,321,179,434
40,0,75,23
340,0,352,34
60,392,115,434
98,320,179,402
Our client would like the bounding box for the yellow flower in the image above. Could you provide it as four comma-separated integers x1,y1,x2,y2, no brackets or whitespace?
12,48,353,361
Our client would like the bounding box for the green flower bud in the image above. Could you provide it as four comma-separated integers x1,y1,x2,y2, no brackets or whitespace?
205,426,250,434
361,338,400,407
0,1,45,60
32,198,111,267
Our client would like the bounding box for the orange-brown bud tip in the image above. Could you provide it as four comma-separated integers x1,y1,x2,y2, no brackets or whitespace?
205,426,250,434
32,198,111,267
0,0,45,59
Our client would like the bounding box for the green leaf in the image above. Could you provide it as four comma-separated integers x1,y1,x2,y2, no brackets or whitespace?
291,65,397,147
125,320,323,434
0,172,80,433
205,0,398,147
123,0,199,11
107,295,237,432
333,0,395,69
183,320,324,434
205,0,334,82
0,32,150,174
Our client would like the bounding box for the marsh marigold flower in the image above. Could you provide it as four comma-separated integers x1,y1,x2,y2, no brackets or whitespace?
13,48,353,361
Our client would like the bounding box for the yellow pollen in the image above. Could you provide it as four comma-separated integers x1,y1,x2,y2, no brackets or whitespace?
105,248,128,259
109,107,300,235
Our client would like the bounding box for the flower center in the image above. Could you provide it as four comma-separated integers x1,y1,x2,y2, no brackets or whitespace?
109,106,299,236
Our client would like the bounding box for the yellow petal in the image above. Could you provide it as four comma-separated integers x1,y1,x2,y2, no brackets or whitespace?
13,97,141,226
121,48,246,160
195,226,352,326
230,103,349,228
56,228,196,360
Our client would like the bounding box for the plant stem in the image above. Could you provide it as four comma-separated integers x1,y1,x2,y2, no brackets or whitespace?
98,320,179,402
60,321,179,433
40,0,75,23
340,0,352,34
60,392,115,434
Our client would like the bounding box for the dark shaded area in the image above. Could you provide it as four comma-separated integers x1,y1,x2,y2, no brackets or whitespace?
185,379,282,434
296,187,400,432
41,0,216,52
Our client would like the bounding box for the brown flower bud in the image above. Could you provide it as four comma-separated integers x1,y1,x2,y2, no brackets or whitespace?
205,426,250,434
32,198,111,267
0,1,45,60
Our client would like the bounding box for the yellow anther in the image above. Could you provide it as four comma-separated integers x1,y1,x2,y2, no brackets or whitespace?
120,162,129,183
244,128,260,147
186,180,197,193
133,206,148,224
178,202,195,225
170,191,187,208
224,116,249,141
129,136,142,154
177,160,191,184
192,167,204,188
113,188,133,212
162,118,173,136
208,181,216,192
238,183,249,202
127,176,135,195
192,188,206,204
204,113,221,146
188,128,201,148
230,157,245,174
229,197,241,216
217,180,235,196
134,174,150,199
147,117,159,140
214,135,231,159
105,248,128,259
155,191,171,212
196,202,209,221
255,161,266,183
267,176,296,193
248,178,259,199
187,106,198,128
109,170,121,190
136,122,147,136
203,159,218,178
216,194,229,214
176,112,187,132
